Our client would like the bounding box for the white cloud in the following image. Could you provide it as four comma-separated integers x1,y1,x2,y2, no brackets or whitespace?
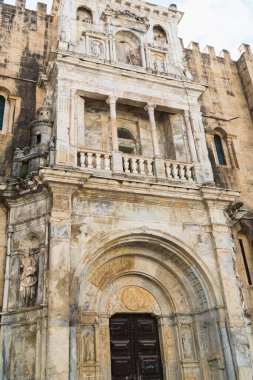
3,0,253,59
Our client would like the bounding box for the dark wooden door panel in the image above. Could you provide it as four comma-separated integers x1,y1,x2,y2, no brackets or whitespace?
110,314,163,380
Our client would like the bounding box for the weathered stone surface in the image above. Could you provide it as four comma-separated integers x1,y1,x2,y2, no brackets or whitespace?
0,0,252,379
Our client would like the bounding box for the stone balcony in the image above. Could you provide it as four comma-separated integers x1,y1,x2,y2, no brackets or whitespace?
77,149,196,184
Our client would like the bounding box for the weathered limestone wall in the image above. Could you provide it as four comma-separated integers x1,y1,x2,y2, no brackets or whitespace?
0,0,53,176
184,42,253,209
238,44,253,122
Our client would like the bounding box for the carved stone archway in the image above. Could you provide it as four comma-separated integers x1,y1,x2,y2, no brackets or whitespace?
71,233,230,380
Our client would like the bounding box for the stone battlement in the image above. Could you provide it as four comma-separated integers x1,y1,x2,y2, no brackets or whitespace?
0,0,49,15
184,41,252,63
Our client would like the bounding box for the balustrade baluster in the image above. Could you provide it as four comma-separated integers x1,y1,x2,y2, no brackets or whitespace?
96,153,101,169
178,164,184,179
80,153,86,168
146,159,153,176
131,158,138,174
139,159,145,175
123,156,130,173
87,152,93,169
104,155,111,171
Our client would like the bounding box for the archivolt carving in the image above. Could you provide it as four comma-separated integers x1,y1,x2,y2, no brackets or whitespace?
74,232,218,314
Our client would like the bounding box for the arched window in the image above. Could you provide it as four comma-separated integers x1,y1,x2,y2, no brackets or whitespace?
77,7,92,23
118,128,137,154
214,134,226,165
0,96,5,131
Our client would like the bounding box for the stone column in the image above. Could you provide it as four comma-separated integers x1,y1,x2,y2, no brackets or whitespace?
98,316,111,380
107,96,118,152
2,224,13,311
145,104,160,156
145,104,166,178
140,43,146,69
46,184,77,380
158,316,180,380
218,315,236,380
107,96,123,173
184,110,198,162
189,109,214,183
55,93,71,165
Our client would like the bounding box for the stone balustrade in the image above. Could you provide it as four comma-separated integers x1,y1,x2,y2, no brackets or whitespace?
164,160,195,182
123,154,155,176
78,150,112,171
77,150,196,183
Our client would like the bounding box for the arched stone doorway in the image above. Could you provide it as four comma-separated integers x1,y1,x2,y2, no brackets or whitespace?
71,232,233,380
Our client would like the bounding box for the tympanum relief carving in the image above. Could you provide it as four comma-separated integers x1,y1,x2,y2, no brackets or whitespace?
108,286,161,315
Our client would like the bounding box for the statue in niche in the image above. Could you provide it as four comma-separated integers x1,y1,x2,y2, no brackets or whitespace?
181,326,194,359
91,41,104,60
19,245,38,307
153,26,167,47
82,329,95,363
127,48,141,65
77,7,92,23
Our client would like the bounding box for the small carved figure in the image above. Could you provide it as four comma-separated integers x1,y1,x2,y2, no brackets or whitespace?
127,49,141,65
83,330,95,363
19,246,37,306
153,27,167,47
60,29,66,42
181,328,194,359
154,57,165,72
91,41,103,59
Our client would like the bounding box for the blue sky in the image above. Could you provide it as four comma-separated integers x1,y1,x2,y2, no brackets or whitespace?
5,0,253,59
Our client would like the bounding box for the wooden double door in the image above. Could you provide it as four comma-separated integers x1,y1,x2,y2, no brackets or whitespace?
110,314,164,380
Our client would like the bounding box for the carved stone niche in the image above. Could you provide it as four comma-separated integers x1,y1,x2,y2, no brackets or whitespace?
153,25,167,48
115,31,141,66
81,325,96,365
18,233,41,308
77,7,92,23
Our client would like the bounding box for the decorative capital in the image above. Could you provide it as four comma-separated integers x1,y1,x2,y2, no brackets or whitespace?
144,104,156,112
106,96,118,105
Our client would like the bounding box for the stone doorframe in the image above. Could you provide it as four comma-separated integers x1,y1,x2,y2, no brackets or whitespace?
70,231,236,380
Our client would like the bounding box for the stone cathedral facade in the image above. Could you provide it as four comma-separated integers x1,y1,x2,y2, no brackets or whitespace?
0,0,253,379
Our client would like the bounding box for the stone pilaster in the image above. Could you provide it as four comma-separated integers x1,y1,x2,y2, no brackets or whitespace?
203,189,253,379
46,184,77,380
